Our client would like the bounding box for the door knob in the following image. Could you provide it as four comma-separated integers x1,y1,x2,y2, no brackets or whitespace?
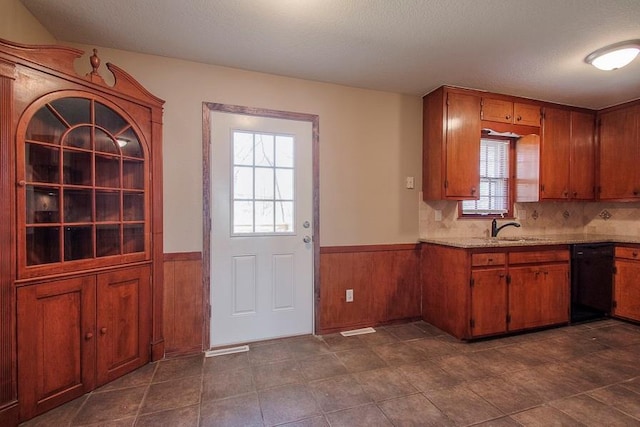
303,221,310,229
303,236,312,243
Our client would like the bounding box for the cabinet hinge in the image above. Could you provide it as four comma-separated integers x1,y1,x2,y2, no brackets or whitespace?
612,301,617,309
470,318,475,328
470,277,474,288
506,314,511,324
506,275,511,285
540,184,545,192
444,180,448,189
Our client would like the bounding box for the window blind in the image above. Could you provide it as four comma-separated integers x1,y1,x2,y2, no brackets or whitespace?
462,138,509,215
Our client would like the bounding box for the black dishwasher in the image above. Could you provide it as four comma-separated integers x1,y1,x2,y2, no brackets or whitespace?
571,243,614,323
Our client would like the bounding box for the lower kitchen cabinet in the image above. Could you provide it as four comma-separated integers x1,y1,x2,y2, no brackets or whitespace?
509,263,569,330
17,266,150,420
613,245,640,321
423,243,570,339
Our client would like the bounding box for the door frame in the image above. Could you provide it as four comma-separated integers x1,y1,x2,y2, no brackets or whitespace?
202,102,320,350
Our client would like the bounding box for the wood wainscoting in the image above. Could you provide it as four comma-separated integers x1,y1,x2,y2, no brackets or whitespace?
318,244,421,335
163,252,203,357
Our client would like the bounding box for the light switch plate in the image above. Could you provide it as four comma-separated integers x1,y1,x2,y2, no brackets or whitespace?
346,289,354,302
405,176,415,189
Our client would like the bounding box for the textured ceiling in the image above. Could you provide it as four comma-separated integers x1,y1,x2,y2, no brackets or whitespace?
21,0,640,109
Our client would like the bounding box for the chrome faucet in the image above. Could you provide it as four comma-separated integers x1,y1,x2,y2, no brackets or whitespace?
491,218,521,237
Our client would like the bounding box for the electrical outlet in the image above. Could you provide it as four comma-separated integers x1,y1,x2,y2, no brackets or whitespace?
346,289,354,302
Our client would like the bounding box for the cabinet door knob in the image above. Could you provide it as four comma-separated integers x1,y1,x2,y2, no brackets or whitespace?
505,114,511,120
85,332,93,340
17,180,26,187
573,191,578,197
100,327,107,335
471,187,476,195
516,115,522,121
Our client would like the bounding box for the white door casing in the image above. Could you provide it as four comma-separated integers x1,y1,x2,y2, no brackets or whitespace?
209,110,314,347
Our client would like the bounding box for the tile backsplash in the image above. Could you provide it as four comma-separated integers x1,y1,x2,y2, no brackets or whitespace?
419,195,640,239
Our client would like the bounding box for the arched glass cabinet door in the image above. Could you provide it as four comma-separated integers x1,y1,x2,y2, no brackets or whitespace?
20,95,148,275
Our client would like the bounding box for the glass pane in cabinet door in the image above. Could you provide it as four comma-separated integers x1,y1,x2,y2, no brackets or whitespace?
96,191,120,222
26,144,59,183
63,150,92,186
95,128,118,154
63,126,92,150
64,226,93,261
123,192,144,221
122,159,143,189
95,102,127,135
26,186,60,224
96,225,120,257
26,106,67,143
117,127,143,158
64,189,92,223
95,155,121,188
50,98,91,126
123,224,144,254
26,226,60,265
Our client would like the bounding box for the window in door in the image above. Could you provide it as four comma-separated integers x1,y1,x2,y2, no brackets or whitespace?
232,131,295,235
461,137,514,217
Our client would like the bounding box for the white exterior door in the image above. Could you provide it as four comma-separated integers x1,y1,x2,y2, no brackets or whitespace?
209,110,314,347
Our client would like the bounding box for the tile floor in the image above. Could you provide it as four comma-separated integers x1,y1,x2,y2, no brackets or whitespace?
20,319,640,426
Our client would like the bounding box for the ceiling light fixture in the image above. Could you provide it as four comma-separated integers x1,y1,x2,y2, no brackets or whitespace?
585,40,640,71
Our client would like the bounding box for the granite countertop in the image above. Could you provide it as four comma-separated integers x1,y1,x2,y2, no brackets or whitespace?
419,234,640,249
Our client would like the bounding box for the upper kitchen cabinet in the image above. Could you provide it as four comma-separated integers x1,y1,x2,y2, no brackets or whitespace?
481,97,541,127
423,86,481,200
539,108,596,200
0,38,164,424
598,101,640,200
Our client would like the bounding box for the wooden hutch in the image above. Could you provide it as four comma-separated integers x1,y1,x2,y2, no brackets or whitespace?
0,39,164,425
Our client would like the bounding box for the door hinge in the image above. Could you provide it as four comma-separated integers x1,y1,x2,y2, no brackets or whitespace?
506,275,511,285
470,277,474,288
470,318,475,329
506,314,511,324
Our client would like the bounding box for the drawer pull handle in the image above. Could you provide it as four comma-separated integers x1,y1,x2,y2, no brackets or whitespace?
488,258,493,262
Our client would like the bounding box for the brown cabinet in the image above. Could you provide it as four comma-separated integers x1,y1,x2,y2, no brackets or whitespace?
16,267,149,420
0,39,164,424
481,98,541,127
540,108,595,200
423,244,570,340
423,86,481,200
613,245,640,321
598,103,640,200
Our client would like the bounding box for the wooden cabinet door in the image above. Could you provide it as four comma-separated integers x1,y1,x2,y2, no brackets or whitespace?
599,106,639,199
96,266,151,386
445,92,481,199
514,103,541,127
613,259,640,321
540,107,571,199
570,111,595,200
470,269,508,337
481,98,513,123
509,264,569,330
17,277,96,420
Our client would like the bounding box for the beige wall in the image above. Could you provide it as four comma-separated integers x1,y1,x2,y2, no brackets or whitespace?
0,0,56,44
71,48,423,251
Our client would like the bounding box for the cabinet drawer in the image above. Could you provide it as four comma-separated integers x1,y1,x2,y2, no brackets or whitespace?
472,252,506,267
509,250,569,265
616,246,640,261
